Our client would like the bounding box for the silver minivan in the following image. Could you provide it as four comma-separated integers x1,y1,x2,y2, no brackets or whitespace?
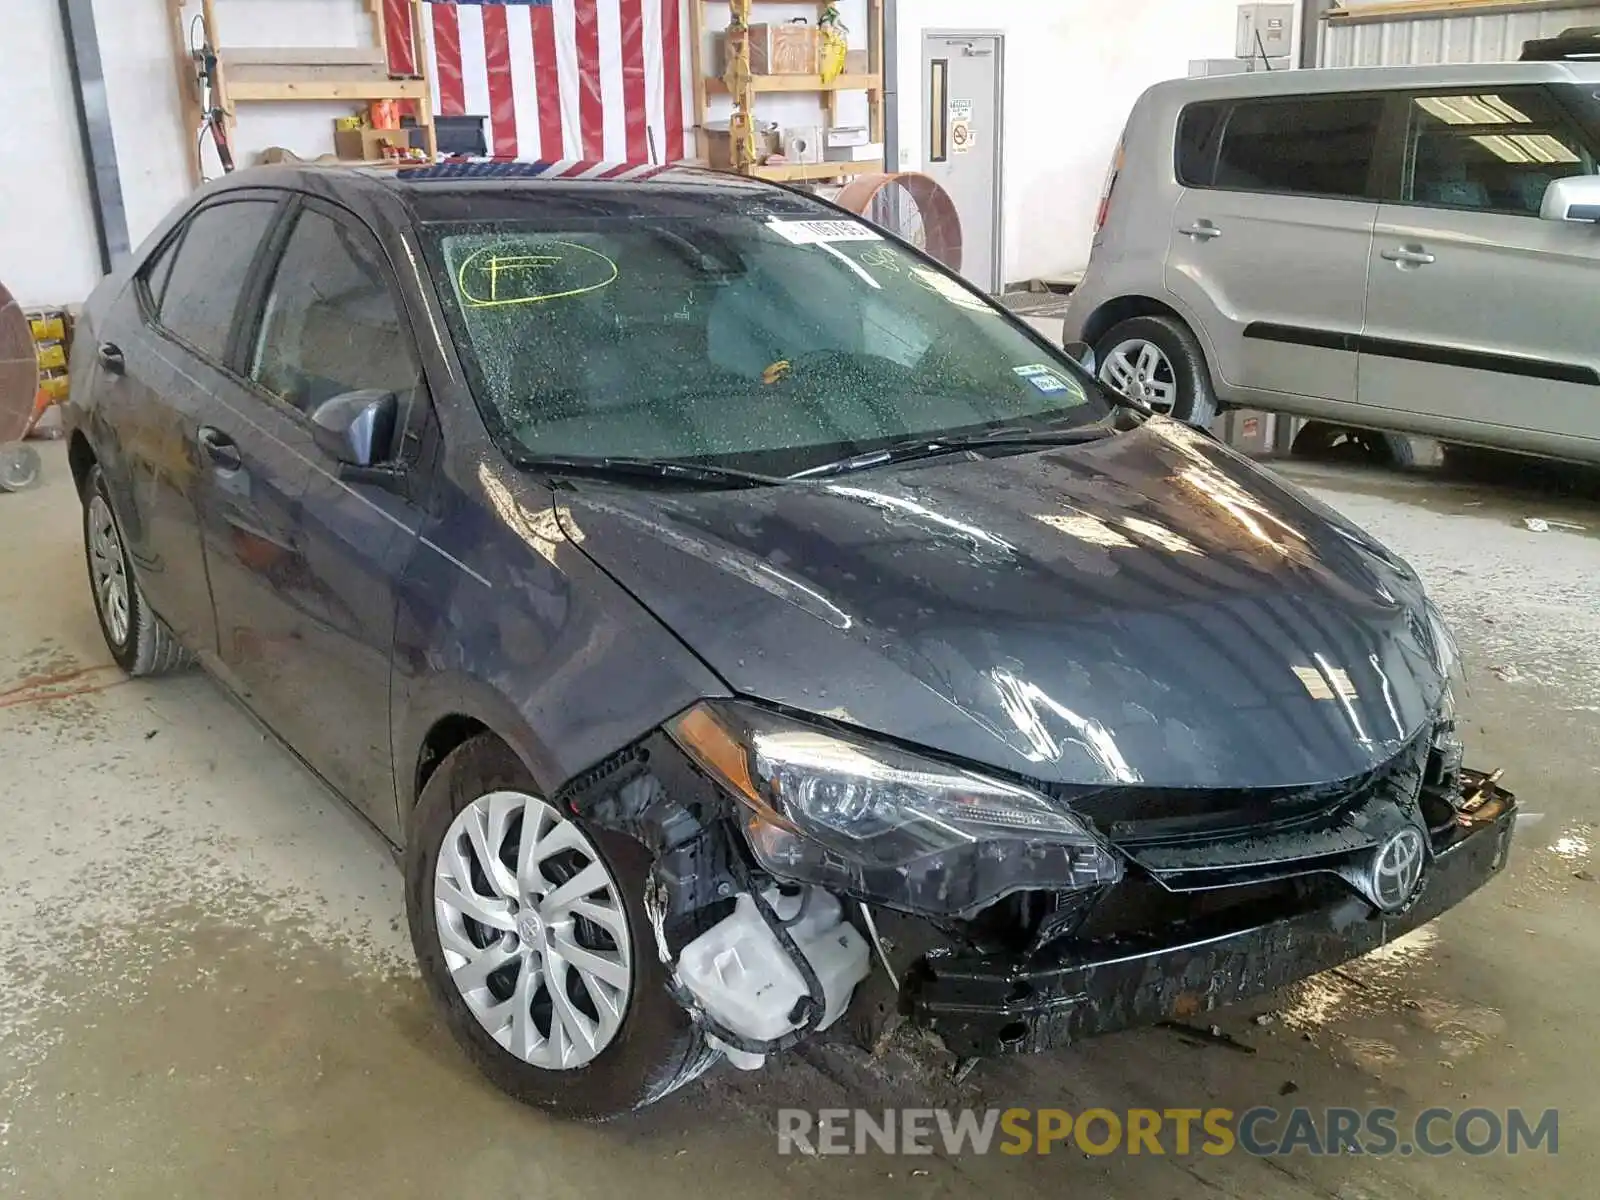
1064,60,1600,466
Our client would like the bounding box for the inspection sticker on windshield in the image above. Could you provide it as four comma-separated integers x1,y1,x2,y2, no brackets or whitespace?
1014,364,1072,395
768,218,882,246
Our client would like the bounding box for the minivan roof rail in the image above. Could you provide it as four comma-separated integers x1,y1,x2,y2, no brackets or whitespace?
1521,26,1600,61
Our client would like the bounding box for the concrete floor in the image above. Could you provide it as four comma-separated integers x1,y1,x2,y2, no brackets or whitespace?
1,441,1595,1198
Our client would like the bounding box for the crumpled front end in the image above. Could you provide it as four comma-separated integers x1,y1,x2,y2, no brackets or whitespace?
563,691,1514,1073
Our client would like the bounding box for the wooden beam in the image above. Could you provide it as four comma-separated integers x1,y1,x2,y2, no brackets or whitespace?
704,72,880,95
221,47,387,67
225,78,430,103
166,0,203,186
752,158,882,182
1326,0,1538,20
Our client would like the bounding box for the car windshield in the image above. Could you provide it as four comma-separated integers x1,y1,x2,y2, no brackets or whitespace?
422,203,1108,477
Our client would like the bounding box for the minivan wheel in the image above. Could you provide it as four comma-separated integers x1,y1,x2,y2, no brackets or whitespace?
1094,315,1218,427
1291,421,1416,469
82,465,192,676
406,734,716,1119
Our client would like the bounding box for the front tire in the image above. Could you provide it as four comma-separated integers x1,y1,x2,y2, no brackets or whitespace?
82,465,192,676
1094,315,1219,427
405,734,714,1119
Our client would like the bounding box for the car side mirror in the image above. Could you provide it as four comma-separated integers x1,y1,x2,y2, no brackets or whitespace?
1541,175,1600,222
308,389,399,469
1063,340,1097,374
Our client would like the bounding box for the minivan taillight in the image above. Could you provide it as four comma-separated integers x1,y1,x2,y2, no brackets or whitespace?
1095,134,1126,235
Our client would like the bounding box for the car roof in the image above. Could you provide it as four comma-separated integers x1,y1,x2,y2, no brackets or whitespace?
203,159,796,221
1146,58,1600,103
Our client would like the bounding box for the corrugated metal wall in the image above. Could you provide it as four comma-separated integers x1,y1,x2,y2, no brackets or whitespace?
1322,1,1600,67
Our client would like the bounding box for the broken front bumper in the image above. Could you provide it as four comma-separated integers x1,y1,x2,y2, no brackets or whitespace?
903,788,1517,1058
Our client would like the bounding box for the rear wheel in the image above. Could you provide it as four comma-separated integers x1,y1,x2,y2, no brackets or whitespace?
1093,315,1218,428
1291,421,1416,469
82,465,192,676
406,734,715,1119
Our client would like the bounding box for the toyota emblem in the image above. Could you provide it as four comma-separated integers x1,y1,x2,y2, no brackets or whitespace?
1369,827,1427,911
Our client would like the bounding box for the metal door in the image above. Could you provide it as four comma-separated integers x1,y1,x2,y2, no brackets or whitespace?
922,32,1003,293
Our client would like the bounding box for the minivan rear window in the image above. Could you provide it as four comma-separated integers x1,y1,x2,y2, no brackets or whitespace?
1179,95,1385,200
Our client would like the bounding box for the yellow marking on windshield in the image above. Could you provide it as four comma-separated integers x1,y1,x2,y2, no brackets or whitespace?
762,359,792,385
859,246,902,273
456,241,620,308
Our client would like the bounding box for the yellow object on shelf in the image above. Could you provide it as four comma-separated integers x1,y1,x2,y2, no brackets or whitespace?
35,341,66,372
819,28,847,84
28,314,65,343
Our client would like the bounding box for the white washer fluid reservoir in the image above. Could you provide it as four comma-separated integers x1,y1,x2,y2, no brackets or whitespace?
675,887,872,1070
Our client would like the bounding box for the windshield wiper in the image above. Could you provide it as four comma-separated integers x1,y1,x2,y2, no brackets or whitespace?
510,453,788,489
788,423,1114,481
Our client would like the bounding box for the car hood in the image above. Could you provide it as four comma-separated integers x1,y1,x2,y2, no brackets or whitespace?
556,419,1448,790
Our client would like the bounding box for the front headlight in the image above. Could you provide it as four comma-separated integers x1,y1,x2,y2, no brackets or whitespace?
668,702,1123,919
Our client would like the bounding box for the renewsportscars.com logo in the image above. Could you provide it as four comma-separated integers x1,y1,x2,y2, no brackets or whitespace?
777,1107,1560,1158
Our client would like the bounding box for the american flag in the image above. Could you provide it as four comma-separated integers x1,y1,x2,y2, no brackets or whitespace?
384,0,691,164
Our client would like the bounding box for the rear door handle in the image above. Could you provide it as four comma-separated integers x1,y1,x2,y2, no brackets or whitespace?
197,425,243,473
1180,222,1222,240
1381,246,1436,266
97,342,125,374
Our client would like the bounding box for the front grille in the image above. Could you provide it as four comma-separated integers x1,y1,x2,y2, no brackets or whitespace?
1052,732,1430,849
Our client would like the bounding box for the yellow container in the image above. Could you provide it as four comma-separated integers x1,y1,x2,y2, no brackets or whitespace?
36,341,67,372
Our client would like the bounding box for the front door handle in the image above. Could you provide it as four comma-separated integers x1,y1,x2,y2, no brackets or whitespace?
1180,222,1222,241
1381,246,1436,266
97,342,125,374
197,425,243,472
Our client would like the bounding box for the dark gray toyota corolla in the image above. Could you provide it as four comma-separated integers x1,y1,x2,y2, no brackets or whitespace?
63,162,1516,1119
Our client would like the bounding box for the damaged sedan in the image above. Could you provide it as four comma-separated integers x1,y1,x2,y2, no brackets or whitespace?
63,162,1516,1119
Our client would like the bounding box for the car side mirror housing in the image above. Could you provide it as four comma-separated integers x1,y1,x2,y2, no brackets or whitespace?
1541,175,1600,222
1063,340,1097,374
308,389,399,469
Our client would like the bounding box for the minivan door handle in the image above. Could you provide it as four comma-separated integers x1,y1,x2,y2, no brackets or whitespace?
197,425,243,473
1381,246,1436,266
97,342,125,374
1180,222,1222,241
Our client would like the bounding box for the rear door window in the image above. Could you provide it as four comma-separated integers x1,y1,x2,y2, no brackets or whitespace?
1401,86,1599,216
150,199,280,362
1209,96,1386,199
247,205,418,435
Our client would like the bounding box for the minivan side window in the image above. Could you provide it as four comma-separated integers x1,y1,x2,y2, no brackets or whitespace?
1402,87,1598,216
149,199,279,362
1183,96,1385,200
248,207,418,429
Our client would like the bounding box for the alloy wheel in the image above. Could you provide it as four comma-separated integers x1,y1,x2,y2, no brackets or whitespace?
1099,338,1179,415
87,493,131,647
434,791,632,1071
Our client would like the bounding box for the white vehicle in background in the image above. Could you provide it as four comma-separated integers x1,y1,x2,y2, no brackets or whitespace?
1064,57,1600,468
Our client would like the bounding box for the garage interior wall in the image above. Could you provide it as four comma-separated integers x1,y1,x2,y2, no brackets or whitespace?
895,0,1298,286
2,0,105,307
3,0,1281,307
2,0,399,310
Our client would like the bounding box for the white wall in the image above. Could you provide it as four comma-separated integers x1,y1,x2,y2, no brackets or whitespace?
0,0,105,307
0,0,387,309
896,0,1294,284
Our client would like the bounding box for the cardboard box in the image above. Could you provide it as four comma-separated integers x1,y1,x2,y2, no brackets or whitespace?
333,126,416,162
784,125,824,165
824,141,883,163
742,22,819,75
703,121,781,169
825,126,870,149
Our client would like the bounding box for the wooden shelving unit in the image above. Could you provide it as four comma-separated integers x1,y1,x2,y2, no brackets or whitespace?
691,0,885,181
169,0,437,184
